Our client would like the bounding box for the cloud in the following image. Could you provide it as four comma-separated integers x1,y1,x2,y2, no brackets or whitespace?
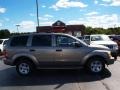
39,21,54,26
0,7,6,13
102,0,111,2
39,14,54,21
110,0,120,6
0,23,2,27
94,0,99,4
29,13,36,17
50,0,87,10
44,14,53,18
86,11,99,16
100,3,109,6
39,17,49,21
5,18,10,22
18,21,36,32
100,0,120,6
41,5,46,8
68,14,120,28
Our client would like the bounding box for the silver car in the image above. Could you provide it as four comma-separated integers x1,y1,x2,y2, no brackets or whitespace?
3,33,115,76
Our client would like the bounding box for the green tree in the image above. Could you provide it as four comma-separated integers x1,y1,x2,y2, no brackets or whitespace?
0,29,10,39
85,26,120,35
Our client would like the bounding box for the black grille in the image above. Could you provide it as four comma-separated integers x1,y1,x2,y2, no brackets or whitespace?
105,45,114,49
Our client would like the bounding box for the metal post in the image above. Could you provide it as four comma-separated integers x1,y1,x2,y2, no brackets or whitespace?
16,24,20,33
36,0,39,27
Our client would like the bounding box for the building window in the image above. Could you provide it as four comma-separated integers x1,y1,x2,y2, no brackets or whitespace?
74,31,81,37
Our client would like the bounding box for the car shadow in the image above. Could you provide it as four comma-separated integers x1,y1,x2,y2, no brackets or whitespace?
0,67,111,87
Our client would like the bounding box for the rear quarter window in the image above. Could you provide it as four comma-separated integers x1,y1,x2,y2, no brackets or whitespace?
10,36,29,47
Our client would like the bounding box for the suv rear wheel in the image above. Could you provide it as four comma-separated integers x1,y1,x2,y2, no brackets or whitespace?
86,57,105,74
16,60,34,76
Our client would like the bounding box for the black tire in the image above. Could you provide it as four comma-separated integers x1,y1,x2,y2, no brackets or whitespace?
86,57,105,74
16,60,34,76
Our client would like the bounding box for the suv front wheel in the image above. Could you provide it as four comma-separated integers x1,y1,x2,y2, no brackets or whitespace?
16,60,34,76
86,57,105,74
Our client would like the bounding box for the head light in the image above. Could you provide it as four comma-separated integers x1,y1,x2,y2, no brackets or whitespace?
114,45,118,50
106,51,112,57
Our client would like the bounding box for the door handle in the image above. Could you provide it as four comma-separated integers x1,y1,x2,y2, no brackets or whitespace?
56,49,62,52
29,49,36,52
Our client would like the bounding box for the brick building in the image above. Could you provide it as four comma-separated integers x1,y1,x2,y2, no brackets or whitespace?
36,20,85,36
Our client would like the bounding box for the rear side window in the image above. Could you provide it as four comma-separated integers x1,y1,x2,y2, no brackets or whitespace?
10,36,28,47
32,35,52,47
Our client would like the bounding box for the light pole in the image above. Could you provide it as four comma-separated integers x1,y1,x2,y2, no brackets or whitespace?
16,24,20,33
36,0,39,27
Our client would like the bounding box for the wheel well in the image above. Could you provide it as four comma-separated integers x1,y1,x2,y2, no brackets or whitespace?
14,56,36,67
85,55,106,65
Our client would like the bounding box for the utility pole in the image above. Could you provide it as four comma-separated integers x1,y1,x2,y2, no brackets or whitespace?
36,0,39,27
16,24,20,33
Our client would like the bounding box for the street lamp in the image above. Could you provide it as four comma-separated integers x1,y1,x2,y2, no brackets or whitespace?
36,0,39,27
16,24,20,33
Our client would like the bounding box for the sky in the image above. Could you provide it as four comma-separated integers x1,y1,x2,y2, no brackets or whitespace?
0,0,120,32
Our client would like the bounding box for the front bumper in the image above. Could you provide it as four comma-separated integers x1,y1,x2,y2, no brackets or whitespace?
106,58,115,65
111,51,118,59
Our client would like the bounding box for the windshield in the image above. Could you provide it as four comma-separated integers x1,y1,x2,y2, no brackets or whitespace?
91,35,111,41
3,40,8,45
0,40,3,44
70,35,88,46
101,35,111,41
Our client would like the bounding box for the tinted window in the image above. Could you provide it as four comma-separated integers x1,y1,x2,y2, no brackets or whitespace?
0,40,3,44
32,35,52,47
56,35,76,47
85,36,90,40
3,40,8,45
77,36,83,40
91,36,103,41
84,36,90,44
10,36,28,47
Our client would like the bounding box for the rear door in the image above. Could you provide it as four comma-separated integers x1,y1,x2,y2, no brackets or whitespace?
30,34,55,64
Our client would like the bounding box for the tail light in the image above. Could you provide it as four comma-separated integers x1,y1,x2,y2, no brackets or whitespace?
3,49,8,58
0,50,2,56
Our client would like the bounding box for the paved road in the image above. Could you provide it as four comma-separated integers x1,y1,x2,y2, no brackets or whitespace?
0,58,120,90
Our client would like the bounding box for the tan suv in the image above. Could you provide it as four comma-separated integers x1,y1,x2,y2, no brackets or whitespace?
3,33,115,76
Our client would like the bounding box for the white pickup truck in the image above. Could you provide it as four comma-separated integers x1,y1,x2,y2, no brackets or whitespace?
0,39,8,52
83,34,118,58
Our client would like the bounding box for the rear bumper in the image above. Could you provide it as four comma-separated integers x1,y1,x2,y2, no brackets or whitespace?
3,58,14,66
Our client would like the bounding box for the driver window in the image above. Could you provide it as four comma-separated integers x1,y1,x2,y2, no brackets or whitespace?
56,35,76,47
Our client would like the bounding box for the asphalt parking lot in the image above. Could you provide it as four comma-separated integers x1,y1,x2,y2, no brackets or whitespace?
0,57,120,90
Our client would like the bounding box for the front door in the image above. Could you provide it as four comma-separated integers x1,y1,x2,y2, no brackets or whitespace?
53,35,88,66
